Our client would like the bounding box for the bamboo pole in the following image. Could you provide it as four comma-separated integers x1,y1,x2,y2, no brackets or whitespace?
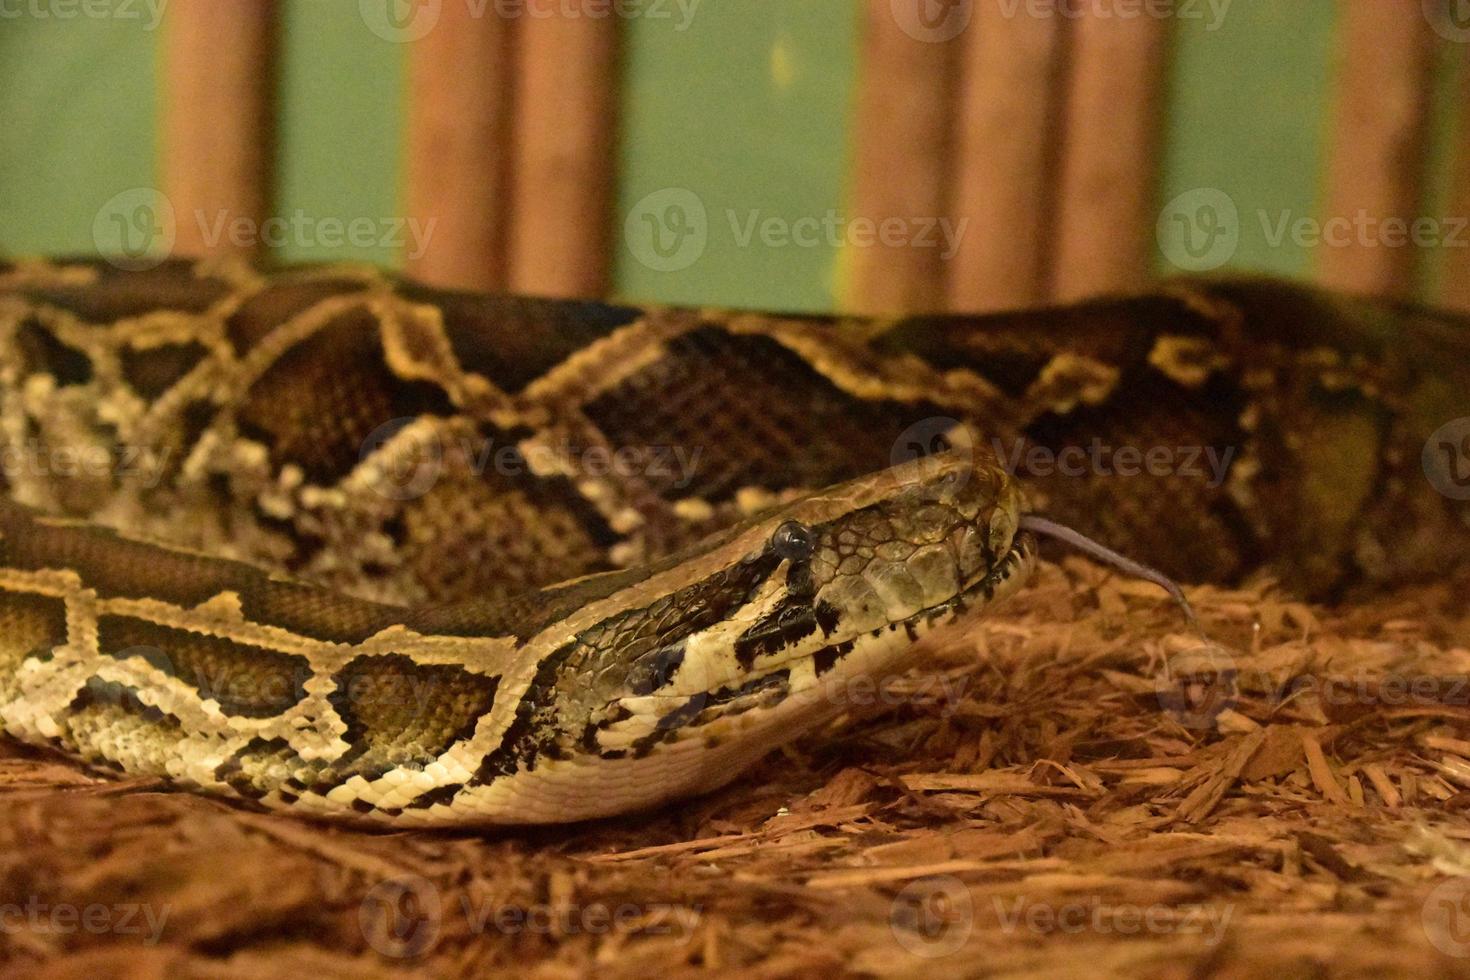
403,7,515,291
1317,0,1438,299
1439,44,1470,312
1049,6,1169,302
162,0,275,258
946,0,1066,311
507,5,619,299
845,0,960,314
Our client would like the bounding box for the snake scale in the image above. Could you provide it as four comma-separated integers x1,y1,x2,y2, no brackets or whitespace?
0,256,1465,826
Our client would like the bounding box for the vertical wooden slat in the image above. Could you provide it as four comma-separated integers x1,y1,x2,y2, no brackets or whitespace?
508,5,619,298
1444,52,1470,312
1317,0,1438,299
947,1,1066,311
846,0,959,314
403,9,515,291
162,0,275,258
1049,9,1169,301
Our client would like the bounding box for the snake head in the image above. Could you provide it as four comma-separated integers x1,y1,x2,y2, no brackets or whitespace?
557,449,1036,787
412,450,1038,823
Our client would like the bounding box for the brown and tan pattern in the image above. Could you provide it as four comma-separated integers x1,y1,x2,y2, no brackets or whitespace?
0,255,1465,828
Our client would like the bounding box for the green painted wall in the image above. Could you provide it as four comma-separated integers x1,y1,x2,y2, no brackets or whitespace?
614,1,859,311
0,0,1464,308
0,9,160,257
1156,0,1338,280
275,0,405,266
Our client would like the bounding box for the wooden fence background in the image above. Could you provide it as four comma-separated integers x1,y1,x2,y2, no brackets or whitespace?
10,0,1470,312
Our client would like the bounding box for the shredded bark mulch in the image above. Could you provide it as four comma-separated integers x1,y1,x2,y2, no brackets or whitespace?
3,558,1469,979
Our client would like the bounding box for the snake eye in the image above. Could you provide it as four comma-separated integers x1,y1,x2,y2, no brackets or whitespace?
771,520,815,562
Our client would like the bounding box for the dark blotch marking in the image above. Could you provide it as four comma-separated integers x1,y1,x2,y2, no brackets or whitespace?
0,590,67,681
398,282,641,394
15,319,93,386
97,615,310,719
213,737,295,800
734,605,817,670
630,670,791,758
225,277,370,354
405,783,465,810
236,308,453,485
584,326,956,502
324,654,499,781
67,676,169,726
812,640,855,677
118,340,208,399
814,600,841,636
20,258,230,321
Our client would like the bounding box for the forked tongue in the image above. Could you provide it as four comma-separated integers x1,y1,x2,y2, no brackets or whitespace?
1018,515,1202,636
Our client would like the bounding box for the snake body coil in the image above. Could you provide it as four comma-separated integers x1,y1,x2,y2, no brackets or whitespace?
0,257,1464,825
